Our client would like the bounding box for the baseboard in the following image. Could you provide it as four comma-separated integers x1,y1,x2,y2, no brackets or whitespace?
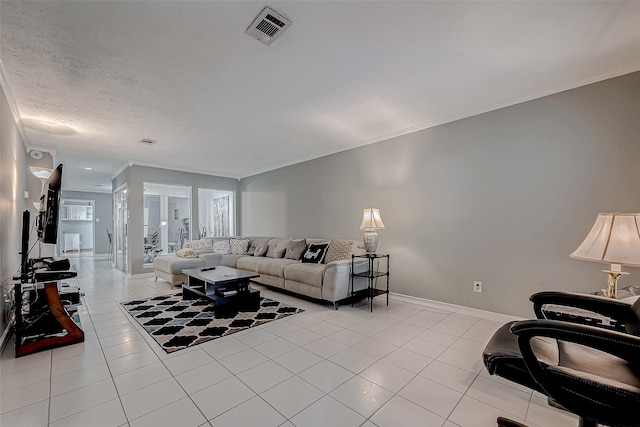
388,292,522,323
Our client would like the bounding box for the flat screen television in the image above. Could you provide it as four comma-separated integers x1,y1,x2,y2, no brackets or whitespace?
37,164,63,244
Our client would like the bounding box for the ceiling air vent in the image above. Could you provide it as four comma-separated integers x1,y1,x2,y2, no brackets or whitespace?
245,7,291,46
138,138,157,145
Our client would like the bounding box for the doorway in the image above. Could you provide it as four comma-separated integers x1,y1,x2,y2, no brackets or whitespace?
59,199,95,257
114,185,128,272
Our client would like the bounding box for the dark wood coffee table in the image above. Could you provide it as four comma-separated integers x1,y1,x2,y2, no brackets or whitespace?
181,266,260,316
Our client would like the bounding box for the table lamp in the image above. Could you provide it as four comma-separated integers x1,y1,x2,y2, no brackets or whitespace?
360,207,385,254
570,213,640,298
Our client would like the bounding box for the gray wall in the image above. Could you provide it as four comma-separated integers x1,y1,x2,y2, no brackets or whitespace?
113,165,240,274
240,72,640,317
61,190,113,254
0,84,27,334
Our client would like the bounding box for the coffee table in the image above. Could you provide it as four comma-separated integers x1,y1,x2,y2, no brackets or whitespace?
181,266,260,316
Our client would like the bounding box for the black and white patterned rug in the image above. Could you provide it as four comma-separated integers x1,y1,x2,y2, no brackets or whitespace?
122,292,304,353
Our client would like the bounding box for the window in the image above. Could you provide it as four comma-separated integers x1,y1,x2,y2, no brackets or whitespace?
198,189,234,238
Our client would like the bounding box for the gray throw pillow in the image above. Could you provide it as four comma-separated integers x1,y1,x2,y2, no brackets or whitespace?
254,243,268,257
284,239,307,260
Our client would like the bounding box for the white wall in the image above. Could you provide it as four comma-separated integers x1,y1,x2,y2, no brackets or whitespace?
0,84,27,333
240,72,640,317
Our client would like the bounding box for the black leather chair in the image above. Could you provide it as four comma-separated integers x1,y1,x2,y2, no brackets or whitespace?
483,291,640,427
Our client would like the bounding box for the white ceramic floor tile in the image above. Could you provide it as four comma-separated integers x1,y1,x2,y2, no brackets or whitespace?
382,348,433,373
49,397,127,427
298,360,354,393
237,360,294,393
102,338,151,361
326,328,368,346
328,347,377,374
352,337,398,359
417,329,459,346
162,348,214,376
436,348,485,374
399,375,463,418
0,399,48,427
49,378,118,422
129,397,206,427
51,362,112,396
0,379,50,414
107,349,160,376
449,395,525,427
120,377,186,421
360,360,415,393
273,347,323,374
303,336,348,358
51,349,106,378
218,347,269,374
253,336,299,359
0,362,50,393
209,396,285,427
525,395,578,427
52,340,102,361
402,337,448,359
304,320,344,336
235,328,278,347
466,376,531,419
0,349,51,376
329,375,394,418
200,337,249,360
371,395,445,427
290,395,365,427
113,361,173,396
191,376,256,420
420,360,478,393
260,319,302,336
175,360,233,394
260,376,324,418
450,337,487,356
281,328,323,346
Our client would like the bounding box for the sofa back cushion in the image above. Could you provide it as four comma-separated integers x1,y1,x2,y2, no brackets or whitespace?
248,237,272,256
285,239,307,260
266,238,289,258
188,238,213,251
301,242,330,263
324,239,354,263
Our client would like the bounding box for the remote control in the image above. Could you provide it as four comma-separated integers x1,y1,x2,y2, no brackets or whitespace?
201,267,216,271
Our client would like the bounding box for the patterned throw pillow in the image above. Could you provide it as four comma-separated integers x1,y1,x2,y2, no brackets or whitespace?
176,248,198,258
284,239,307,260
213,240,230,254
229,238,250,255
301,243,329,264
324,239,353,263
189,239,212,251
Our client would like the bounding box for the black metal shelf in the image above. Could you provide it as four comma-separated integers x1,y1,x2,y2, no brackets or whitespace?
350,253,390,312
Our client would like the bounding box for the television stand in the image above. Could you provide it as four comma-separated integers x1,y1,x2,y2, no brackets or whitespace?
14,271,84,358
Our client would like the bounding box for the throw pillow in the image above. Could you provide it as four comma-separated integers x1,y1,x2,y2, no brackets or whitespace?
324,239,354,263
301,243,329,264
213,240,230,254
284,239,307,260
254,243,268,257
229,238,250,255
176,248,198,258
189,239,212,251
266,240,287,258
249,237,271,255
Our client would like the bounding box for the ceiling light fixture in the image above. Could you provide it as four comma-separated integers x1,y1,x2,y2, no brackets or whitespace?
84,167,92,170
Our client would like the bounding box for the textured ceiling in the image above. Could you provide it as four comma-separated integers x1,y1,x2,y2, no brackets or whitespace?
2,1,640,192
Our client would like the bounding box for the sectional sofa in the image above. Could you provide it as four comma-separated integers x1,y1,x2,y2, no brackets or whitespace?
152,236,369,308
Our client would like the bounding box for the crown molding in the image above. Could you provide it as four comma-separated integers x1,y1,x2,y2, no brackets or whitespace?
129,160,241,181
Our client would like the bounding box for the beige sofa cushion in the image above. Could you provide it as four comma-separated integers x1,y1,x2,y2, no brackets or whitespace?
237,256,261,272
258,259,298,278
153,255,204,274
284,263,324,288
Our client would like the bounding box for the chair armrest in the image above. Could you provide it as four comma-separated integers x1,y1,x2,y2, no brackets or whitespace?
530,291,638,332
511,319,640,425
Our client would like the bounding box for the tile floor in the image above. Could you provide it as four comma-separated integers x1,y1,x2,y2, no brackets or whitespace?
0,257,579,427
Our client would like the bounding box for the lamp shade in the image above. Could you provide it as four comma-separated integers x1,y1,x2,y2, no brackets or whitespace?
29,166,52,180
570,213,640,267
360,208,385,231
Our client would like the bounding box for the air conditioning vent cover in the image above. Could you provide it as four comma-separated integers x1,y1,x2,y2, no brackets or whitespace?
245,7,291,46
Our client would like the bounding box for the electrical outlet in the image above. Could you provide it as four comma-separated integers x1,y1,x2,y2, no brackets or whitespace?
474,281,483,293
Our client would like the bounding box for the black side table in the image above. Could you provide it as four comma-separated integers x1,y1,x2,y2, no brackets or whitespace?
351,253,390,312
